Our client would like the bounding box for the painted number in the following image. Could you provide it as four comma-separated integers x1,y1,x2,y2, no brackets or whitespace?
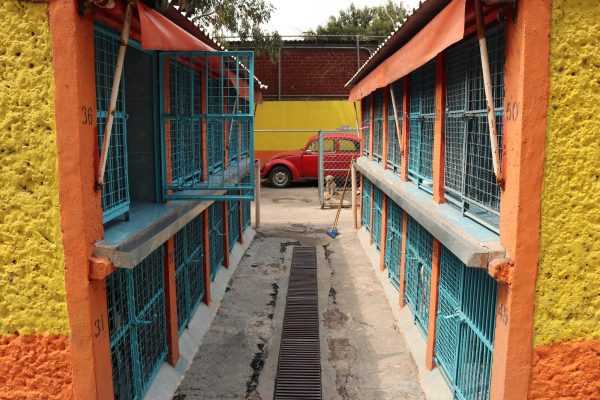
497,303,508,325
94,314,105,337
82,106,94,125
505,101,520,121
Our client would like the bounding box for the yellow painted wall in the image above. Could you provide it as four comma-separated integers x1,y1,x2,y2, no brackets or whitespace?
0,1,68,335
255,100,359,157
535,0,600,346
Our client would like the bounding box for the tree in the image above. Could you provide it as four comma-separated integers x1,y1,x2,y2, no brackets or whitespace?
170,0,282,60
305,1,407,42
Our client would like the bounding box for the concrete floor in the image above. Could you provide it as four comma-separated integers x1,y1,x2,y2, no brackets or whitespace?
175,183,424,400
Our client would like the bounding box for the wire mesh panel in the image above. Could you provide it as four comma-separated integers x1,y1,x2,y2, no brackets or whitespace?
174,214,205,334
168,58,203,187
404,216,433,336
387,82,403,173
362,96,371,156
372,187,384,250
208,202,225,280
106,247,167,400
408,62,436,192
227,193,240,250
372,89,385,163
241,175,252,229
444,26,505,232
94,23,130,223
159,51,255,201
361,178,372,231
384,199,403,289
434,247,498,400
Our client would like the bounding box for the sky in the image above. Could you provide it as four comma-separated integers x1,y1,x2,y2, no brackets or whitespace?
265,0,422,36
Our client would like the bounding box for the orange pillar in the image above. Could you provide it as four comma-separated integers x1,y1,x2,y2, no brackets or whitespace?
382,87,389,168
432,53,446,204
379,195,388,271
48,4,113,399
202,209,212,306
163,239,180,366
425,239,441,370
398,212,408,308
400,77,410,182
490,1,551,399
222,202,230,268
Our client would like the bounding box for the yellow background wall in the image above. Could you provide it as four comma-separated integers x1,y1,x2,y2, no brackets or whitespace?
254,100,359,164
529,1,600,398
0,1,68,335
535,0,600,346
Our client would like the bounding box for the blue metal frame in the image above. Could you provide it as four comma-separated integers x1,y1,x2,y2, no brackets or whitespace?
208,202,225,280
403,216,433,337
174,214,205,334
444,26,505,233
227,192,240,250
435,247,498,400
362,96,371,157
408,61,436,193
94,23,131,223
384,199,403,290
386,82,403,173
372,186,384,251
361,179,372,231
106,247,167,400
158,51,255,201
372,89,385,163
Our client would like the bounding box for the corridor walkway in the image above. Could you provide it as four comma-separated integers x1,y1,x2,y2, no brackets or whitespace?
175,185,424,400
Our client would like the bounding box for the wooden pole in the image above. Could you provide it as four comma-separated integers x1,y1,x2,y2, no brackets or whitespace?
474,0,503,187
389,86,403,156
97,1,133,187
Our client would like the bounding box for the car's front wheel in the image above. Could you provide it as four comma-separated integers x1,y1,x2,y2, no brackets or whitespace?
269,165,292,188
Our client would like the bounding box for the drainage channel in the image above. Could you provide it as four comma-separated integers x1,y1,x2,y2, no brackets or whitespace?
274,246,322,400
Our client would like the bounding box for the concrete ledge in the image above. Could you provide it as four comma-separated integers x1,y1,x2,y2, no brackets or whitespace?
358,227,452,400
356,156,505,268
144,227,257,400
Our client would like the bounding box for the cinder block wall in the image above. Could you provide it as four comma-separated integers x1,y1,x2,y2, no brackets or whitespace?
531,0,600,397
0,1,73,398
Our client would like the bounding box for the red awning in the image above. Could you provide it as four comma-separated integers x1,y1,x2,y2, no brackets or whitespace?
136,0,215,52
348,0,466,102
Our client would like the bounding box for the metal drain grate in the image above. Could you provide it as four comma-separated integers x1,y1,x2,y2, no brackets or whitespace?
274,246,322,400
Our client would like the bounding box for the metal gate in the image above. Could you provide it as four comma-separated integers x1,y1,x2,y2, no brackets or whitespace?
408,62,436,191
208,202,225,280
317,129,360,208
227,193,240,250
435,247,498,400
384,200,403,290
361,178,372,231
174,214,205,334
404,216,433,336
106,247,167,400
372,187,384,250
372,89,384,163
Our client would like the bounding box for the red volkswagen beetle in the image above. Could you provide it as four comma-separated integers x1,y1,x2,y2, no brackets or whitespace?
261,133,360,188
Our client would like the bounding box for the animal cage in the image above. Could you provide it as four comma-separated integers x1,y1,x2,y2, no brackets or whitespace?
444,26,505,232
174,214,205,334
384,200,403,290
372,89,385,163
408,61,436,192
106,247,167,400
362,96,371,157
386,82,403,173
372,186,384,250
94,23,130,223
435,247,498,400
404,216,433,336
361,178,372,231
208,202,225,280
159,51,255,201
